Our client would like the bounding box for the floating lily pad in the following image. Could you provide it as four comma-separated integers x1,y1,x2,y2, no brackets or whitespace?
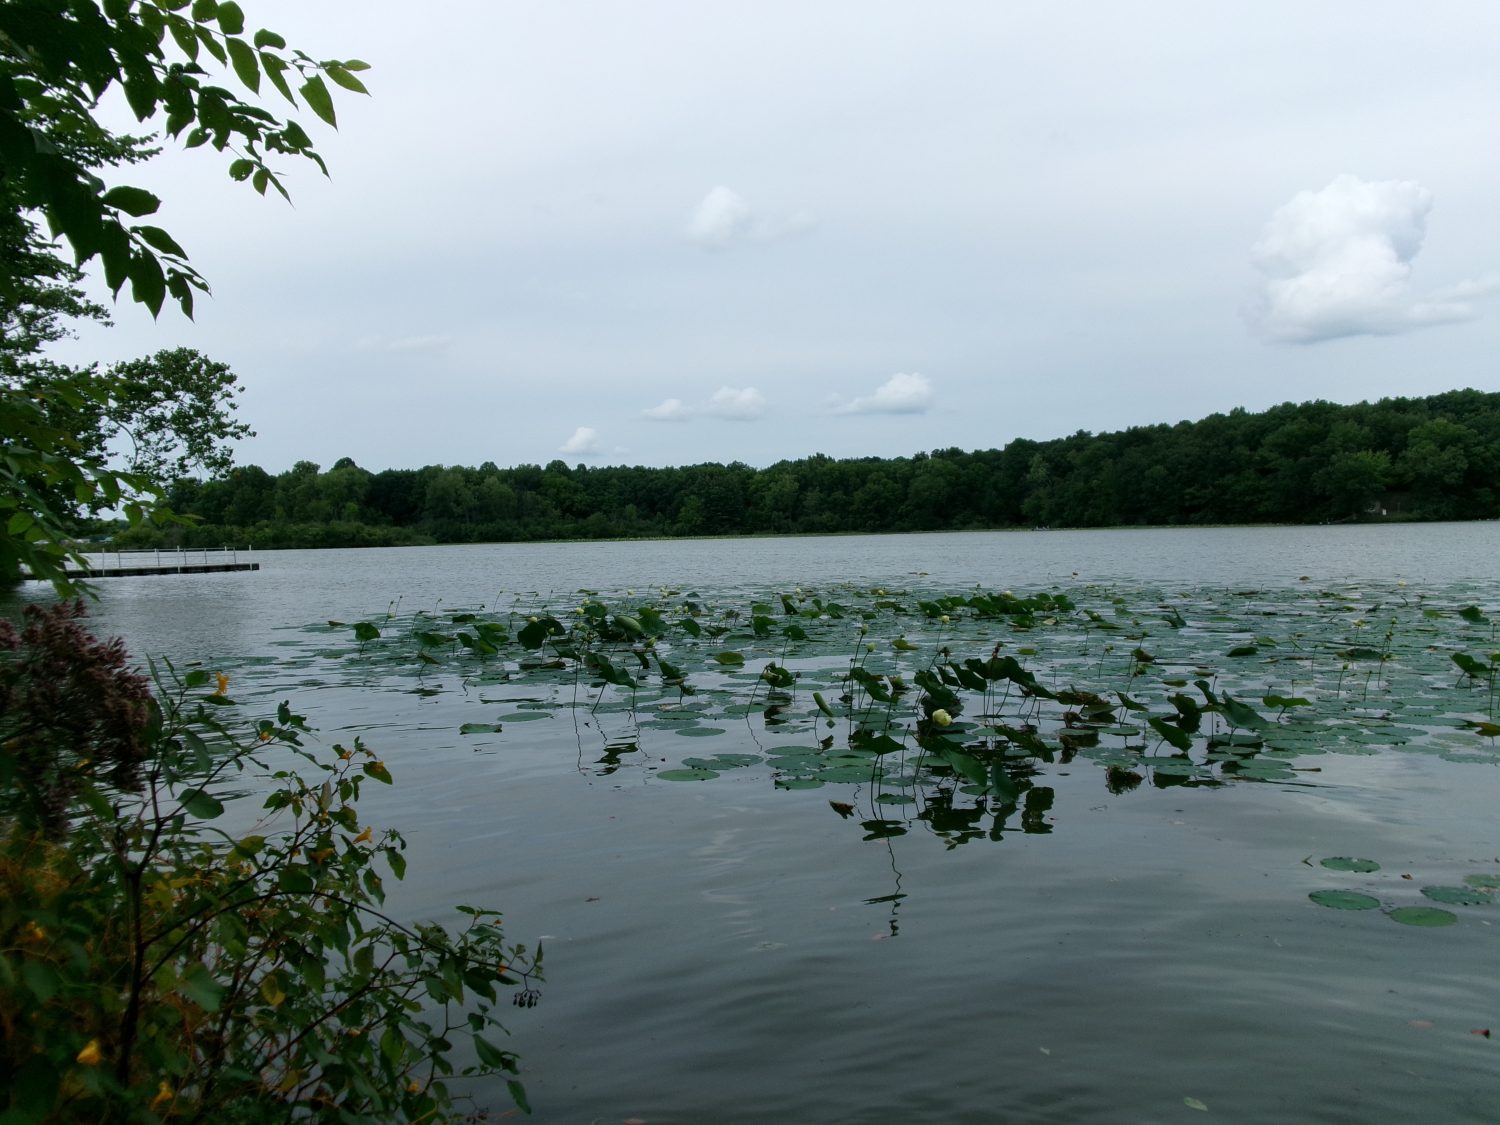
1463,874,1500,889
774,776,825,790
458,722,502,735
657,768,719,781
1321,857,1381,872
495,712,550,722
1420,885,1493,906
1388,907,1458,927
674,726,728,737
1309,890,1381,911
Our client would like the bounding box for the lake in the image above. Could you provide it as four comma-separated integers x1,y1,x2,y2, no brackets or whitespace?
8,525,1500,1123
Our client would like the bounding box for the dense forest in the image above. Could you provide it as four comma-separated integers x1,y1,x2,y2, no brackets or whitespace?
116,389,1500,549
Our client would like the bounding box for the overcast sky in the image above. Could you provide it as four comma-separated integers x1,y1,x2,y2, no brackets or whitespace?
47,0,1500,474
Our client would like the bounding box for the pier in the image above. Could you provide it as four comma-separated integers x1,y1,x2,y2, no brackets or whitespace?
31,547,260,580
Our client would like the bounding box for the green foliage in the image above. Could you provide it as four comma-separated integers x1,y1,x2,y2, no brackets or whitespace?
0,604,538,1120
136,390,1500,551
1,0,367,318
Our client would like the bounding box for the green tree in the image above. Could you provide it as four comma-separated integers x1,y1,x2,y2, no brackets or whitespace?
1,0,367,589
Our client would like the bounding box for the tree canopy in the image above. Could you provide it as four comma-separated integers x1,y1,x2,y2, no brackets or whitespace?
1,0,365,590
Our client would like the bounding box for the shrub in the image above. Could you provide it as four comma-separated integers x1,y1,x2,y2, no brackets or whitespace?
0,604,539,1121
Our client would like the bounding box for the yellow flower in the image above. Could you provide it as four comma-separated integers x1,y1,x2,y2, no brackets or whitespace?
353,826,373,845
76,1039,103,1066
407,1080,422,1094
22,920,46,943
932,709,953,727
213,671,230,697
941,614,950,624
150,1080,174,1110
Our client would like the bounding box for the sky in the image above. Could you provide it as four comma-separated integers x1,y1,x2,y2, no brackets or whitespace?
45,0,1500,474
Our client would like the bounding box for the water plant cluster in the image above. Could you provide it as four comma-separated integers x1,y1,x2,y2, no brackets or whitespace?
313,577,1500,853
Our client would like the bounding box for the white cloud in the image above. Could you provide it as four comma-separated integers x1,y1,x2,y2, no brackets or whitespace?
703,386,766,420
686,186,815,251
1249,175,1495,344
830,373,935,415
642,386,766,421
559,426,601,456
642,397,691,421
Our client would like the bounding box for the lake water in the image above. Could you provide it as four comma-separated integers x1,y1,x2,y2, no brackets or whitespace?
8,525,1500,1123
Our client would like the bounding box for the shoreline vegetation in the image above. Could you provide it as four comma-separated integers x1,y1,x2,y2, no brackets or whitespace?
108,388,1499,551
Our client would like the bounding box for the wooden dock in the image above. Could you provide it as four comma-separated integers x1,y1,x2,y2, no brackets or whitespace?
63,561,260,578
27,548,260,581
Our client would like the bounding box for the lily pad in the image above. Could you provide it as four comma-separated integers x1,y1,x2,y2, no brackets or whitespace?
1388,906,1458,927
1462,874,1500,889
1420,885,1493,906
495,712,550,722
458,722,503,735
657,768,720,781
1320,857,1381,873
774,776,825,790
675,726,728,737
1309,890,1381,911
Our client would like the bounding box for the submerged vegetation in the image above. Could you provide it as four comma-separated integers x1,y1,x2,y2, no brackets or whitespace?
117,388,1500,551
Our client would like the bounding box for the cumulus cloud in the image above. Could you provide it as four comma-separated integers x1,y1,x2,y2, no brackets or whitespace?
559,426,601,456
686,185,814,250
829,373,935,416
642,386,766,421
1249,174,1496,343
703,386,766,420
642,397,692,421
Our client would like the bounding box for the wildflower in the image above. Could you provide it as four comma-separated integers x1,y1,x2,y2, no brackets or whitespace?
407,1080,422,1094
932,709,953,727
22,920,46,942
76,1039,103,1066
214,671,230,697
941,614,950,624
150,1081,174,1110
257,729,272,742
353,826,373,844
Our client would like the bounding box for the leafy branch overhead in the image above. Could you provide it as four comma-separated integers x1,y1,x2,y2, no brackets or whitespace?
0,0,369,317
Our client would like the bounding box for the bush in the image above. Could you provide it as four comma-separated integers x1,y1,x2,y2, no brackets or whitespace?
0,603,539,1121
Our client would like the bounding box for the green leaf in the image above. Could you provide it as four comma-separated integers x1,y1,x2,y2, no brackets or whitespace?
386,847,407,880
180,787,225,819
253,27,287,49
1148,716,1193,751
712,650,745,666
299,74,337,126
1320,856,1380,872
325,63,369,94
353,621,380,642
363,760,393,784
1388,907,1458,927
507,1079,532,1114
134,224,189,257
226,36,259,91
178,963,225,1011
216,1,245,34
1420,885,1493,906
102,186,162,217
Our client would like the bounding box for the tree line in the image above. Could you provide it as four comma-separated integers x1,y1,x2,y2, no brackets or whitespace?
118,387,1500,550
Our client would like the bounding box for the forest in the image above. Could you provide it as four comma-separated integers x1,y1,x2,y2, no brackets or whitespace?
117,388,1500,550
